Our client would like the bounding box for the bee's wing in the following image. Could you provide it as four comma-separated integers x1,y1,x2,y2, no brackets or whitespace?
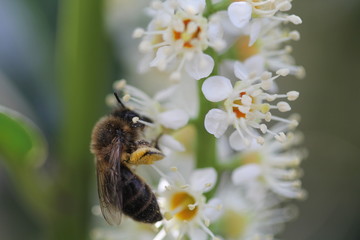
96,138,123,225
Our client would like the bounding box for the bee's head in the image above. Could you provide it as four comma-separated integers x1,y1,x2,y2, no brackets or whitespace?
112,92,152,128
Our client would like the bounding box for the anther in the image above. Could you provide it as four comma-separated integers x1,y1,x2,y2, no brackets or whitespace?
287,91,299,101
105,94,116,106
188,203,197,210
260,124,268,134
122,94,131,102
260,71,272,80
277,101,291,112
132,117,139,123
275,132,287,142
276,68,290,76
265,112,272,122
289,31,300,41
133,28,145,38
287,15,302,25
113,79,126,90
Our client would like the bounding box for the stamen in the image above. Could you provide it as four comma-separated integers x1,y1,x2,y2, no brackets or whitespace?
151,165,174,185
234,121,250,146
137,119,156,127
276,68,290,76
122,94,131,102
277,101,291,112
165,205,184,219
287,91,299,101
153,228,167,240
105,94,116,106
188,202,198,210
197,219,217,239
113,79,126,90
275,132,287,142
132,28,145,38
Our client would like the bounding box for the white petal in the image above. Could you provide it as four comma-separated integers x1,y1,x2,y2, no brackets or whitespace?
234,61,249,81
203,198,223,221
150,46,171,70
232,164,261,185
190,168,217,192
158,134,185,152
154,85,178,102
138,54,153,73
204,109,229,138
207,17,223,41
178,0,205,15
158,109,189,129
244,55,265,77
188,227,207,240
185,53,214,80
202,76,233,102
229,130,247,151
157,177,170,192
249,19,262,46
172,78,199,118
228,2,252,28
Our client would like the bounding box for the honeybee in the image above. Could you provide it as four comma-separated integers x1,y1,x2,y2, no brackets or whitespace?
90,93,164,225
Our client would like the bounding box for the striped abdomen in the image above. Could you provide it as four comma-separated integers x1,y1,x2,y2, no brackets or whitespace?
120,164,162,223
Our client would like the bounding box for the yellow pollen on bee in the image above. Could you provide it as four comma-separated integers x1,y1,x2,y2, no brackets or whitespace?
170,192,198,221
129,147,164,165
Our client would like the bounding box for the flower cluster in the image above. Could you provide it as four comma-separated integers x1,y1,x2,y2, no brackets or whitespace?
94,0,306,239
133,0,225,81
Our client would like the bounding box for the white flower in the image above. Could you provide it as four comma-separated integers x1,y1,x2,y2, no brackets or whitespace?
134,0,226,80
202,63,299,147
227,2,252,29
214,181,297,240
231,130,306,199
227,0,300,29
232,18,305,78
153,167,222,240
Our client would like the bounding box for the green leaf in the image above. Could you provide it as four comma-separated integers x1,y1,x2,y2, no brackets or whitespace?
0,106,47,167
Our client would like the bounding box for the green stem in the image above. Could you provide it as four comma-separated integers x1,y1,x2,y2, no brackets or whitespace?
204,0,232,17
54,0,107,239
195,48,219,171
195,81,217,170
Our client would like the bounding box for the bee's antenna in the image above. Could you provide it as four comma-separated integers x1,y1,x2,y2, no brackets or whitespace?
113,92,126,108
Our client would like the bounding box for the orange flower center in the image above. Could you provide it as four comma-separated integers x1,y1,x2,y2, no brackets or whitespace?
173,19,201,48
232,92,252,118
170,192,198,221
235,35,259,61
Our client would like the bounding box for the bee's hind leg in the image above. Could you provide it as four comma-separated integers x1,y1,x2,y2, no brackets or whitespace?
129,147,164,165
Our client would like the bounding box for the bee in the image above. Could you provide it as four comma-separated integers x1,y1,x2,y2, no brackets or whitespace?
90,93,164,225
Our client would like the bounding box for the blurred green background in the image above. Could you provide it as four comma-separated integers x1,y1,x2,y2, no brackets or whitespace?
0,0,359,239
